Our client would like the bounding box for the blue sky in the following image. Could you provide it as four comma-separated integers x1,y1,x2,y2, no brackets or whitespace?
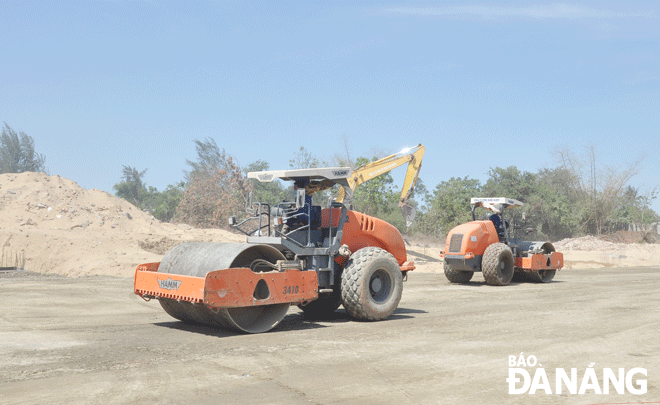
2,1,659,212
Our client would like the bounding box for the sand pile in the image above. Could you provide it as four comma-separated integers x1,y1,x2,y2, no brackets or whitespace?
554,235,620,251
553,235,660,269
0,172,242,277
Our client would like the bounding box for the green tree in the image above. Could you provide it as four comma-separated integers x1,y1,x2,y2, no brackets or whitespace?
552,146,645,236
351,156,397,218
176,139,249,228
399,178,429,234
244,160,287,207
113,166,183,222
481,166,554,238
531,167,586,240
417,176,482,237
185,138,224,180
610,186,659,234
412,178,430,211
0,123,46,174
482,166,537,200
143,182,185,223
289,146,320,169
113,166,148,207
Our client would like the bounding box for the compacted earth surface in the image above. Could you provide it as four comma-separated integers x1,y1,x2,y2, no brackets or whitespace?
1,268,659,405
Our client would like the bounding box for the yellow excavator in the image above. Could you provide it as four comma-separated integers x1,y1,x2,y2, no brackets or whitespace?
336,144,424,227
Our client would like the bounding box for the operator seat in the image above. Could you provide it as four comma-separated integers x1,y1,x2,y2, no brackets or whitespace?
489,214,507,242
285,193,321,230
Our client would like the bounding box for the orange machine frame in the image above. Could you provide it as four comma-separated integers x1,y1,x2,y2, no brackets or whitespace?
443,220,501,257
321,208,415,272
515,252,563,271
441,220,564,272
135,207,415,310
134,262,319,308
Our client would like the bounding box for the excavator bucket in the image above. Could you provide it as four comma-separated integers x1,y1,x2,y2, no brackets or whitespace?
399,203,416,229
134,242,318,333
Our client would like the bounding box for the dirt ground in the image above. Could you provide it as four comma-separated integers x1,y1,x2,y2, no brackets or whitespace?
1,268,659,405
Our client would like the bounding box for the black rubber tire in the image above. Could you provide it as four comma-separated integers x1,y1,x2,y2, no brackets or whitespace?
298,290,342,320
444,262,474,284
482,243,514,286
341,247,403,321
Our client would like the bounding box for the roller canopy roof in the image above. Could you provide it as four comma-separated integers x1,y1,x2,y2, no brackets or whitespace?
247,167,352,182
470,197,523,214
470,197,524,207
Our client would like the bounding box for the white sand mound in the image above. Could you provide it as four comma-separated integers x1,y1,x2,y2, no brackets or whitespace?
553,235,660,269
0,172,242,277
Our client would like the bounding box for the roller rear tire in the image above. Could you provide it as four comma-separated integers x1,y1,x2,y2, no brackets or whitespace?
482,243,514,286
341,247,403,321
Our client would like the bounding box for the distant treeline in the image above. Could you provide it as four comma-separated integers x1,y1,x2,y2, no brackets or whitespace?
112,138,659,242
4,122,654,241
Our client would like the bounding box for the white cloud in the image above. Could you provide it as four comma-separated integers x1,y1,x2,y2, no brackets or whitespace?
384,3,655,20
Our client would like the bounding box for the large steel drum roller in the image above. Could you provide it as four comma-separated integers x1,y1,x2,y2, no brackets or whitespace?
157,242,290,333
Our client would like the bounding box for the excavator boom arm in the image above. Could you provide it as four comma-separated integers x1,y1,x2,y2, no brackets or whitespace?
397,145,424,206
336,144,424,207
